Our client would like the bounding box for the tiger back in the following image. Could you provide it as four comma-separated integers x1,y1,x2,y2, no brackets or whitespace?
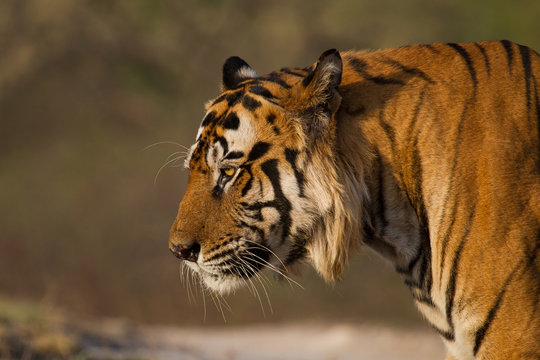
169,41,540,359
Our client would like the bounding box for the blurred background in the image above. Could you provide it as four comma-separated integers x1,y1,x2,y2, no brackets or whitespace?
0,0,539,345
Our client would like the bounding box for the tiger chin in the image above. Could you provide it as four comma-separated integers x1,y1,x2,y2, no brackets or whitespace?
169,41,540,359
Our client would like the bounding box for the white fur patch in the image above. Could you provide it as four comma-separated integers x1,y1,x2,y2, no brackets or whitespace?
237,66,258,80
223,111,256,151
184,143,197,169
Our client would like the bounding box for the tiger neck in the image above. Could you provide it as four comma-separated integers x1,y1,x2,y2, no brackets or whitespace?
334,97,433,296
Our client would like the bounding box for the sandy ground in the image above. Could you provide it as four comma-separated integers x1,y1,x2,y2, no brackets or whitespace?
85,322,446,360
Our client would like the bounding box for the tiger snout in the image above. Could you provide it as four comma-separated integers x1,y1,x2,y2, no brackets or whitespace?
169,213,203,262
169,240,200,262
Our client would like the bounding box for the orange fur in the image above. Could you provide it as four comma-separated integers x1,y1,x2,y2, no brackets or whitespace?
170,41,540,359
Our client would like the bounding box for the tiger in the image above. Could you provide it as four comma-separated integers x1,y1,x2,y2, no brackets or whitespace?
168,40,540,359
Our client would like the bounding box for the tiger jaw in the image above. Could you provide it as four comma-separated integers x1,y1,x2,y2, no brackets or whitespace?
183,238,275,295
185,262,247,295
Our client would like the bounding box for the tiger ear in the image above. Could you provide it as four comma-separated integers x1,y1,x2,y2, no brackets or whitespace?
222,56,258,91
293,49,343,137
303,49,342,99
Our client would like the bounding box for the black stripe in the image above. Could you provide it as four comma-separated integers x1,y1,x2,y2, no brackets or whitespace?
437,99,472,278
404,278,420,288
266,113,276,124
410,129,432,294
248,85,275,99
417,214,432,294
284,242,307,265
240,164,253,196
381,57,435,84
535,79,540,171
215,136,229,155
205,248,236,262
201,111,217,127
242,95,262,111
247,142,271,162
211,94,227,106
225,91,243,106
224,151,244,160
396,245,423,274
474,43,491,76
378,109,396,150
257,179,264,197
261,159,292,244
445,202,476,339
284,148,305,197
302,69,315,87
405,89,426,139
362,220,375,245
284,230,309,265
421,44,440,54
416,226,431,277
375,151,388,231
221,112,240,130
207,238,232,253
280,68,307,77
348,58,405,85
472,291,505,354
439,200,459,281
500,40,514,71
522,232,540,330
243,246,271,271
447,43,477,94
396,109,429,280
238,220,265,242
411,291,436,307
262,74,292,89
518,45,532,115
473,261,522,355
432,325,454,340
400,89,425,204
212,184,223,198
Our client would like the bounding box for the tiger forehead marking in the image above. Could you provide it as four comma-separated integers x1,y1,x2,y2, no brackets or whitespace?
170,42,540,359
191,112,257,170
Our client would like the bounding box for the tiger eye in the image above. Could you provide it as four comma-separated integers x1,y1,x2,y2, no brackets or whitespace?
223,167,235,177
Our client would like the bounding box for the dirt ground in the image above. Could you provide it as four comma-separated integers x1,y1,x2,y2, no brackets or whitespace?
0,297,446,359
84,321,446,360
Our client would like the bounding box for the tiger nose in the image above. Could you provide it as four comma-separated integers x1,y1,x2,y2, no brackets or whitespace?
169,241,201,262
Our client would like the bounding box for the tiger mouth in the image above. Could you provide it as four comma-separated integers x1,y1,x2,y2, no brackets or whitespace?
186,241,273,294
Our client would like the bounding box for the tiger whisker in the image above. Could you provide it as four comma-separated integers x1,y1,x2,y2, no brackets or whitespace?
154,151,188,184
241,255,285,291
164,150,188,162
200,282,207,321
235,257,268,317
142,141,190,151
216,292,232,313
237,256,273,288
185,268,193,304
233,258,264,310
241,239,292,274
209,291,227,322
231,259,259,297
247,267,274,315
225,261,253,296
243,248,304,290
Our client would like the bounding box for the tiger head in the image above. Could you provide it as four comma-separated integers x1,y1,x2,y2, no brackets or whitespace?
169,50,363,294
